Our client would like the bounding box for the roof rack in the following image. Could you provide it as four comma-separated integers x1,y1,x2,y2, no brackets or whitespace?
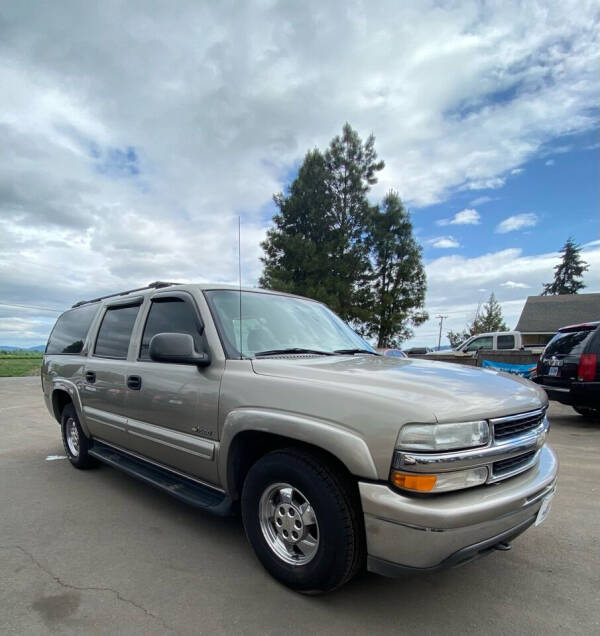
71,281,180,308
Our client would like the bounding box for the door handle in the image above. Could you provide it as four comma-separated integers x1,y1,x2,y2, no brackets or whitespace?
127,375,142,390
85,371,96,384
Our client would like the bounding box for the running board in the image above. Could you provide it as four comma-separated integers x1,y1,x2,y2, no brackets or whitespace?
89,441,233,516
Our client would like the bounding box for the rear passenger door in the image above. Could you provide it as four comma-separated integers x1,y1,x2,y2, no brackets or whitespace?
124,292,223,485
81,299,142,448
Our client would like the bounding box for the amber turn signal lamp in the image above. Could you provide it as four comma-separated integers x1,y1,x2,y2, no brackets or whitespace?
391,471,437,492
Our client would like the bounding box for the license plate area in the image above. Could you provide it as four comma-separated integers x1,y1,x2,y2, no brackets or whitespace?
548,366,559,377
535,491,555,526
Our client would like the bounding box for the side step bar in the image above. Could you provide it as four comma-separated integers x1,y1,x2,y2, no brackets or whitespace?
89,441,233,516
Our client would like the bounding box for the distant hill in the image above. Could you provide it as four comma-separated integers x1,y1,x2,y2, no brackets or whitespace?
0,345,45,352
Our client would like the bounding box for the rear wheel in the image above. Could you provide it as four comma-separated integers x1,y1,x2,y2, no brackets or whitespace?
573,406,600,419
241,449,365,594
61,403,97,469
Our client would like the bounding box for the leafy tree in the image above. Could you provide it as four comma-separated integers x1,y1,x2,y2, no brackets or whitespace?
365,192,428,347
447,329,470,349
260,123,384,323
542,237,589,295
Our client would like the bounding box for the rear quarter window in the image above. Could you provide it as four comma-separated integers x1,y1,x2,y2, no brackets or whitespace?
543,329,595,357
46,304,100,354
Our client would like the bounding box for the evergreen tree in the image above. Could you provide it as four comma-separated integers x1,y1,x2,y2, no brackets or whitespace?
366,192,428,347
473,292,508,333
259,150,336,304
542,237,589,295
260,123,384,322
322,123,385,322
446,292,507,348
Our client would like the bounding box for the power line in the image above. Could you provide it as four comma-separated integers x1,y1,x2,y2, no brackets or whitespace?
0,302,63,314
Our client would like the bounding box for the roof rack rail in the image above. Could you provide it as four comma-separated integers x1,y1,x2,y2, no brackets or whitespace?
71,281,180,308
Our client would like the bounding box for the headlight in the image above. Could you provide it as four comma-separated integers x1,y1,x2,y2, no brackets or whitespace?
397,420,489,452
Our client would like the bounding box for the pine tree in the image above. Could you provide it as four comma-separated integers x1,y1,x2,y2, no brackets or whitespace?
260,123,384,323
446,293,507,348
542,237,589,295
473,292,508,333
259,150,336,304
366,192,428,347
322,123,385,322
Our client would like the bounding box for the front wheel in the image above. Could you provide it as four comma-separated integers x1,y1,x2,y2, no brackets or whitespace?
241,449,365,594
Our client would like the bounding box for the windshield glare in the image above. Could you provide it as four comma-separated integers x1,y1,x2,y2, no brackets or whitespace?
205,290,374,358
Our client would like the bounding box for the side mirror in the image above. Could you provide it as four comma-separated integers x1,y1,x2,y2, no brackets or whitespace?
149,333,211,367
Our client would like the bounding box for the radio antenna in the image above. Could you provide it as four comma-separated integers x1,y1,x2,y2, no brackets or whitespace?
238,215,243,360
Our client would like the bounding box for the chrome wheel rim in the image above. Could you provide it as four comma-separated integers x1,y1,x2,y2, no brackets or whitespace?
66,418,80,457
259,482,320,566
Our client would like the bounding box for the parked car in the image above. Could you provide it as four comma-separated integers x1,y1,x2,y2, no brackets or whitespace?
404,346,433,354
432,331,543,357
376,348,408,358
42,282,557,593
533,321,599,419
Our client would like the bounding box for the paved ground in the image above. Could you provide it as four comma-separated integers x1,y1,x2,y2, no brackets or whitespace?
1,377,599,635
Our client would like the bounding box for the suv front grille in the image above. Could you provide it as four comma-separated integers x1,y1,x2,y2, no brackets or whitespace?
493,450,537,477
492,409,545,440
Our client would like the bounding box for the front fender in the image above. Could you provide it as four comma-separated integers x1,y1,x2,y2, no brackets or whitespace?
218,407,378,492
51,379,91,437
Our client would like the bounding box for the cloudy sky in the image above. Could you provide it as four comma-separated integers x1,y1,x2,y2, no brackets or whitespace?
1,0,598,348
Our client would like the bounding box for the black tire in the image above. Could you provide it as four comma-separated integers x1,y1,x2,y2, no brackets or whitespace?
241,448,365,594
61,403,97,469
573,406,600,419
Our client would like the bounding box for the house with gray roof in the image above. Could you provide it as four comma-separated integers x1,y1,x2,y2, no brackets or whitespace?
515,293,600,346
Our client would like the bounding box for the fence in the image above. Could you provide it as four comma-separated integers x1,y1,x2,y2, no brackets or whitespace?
408,350,540,368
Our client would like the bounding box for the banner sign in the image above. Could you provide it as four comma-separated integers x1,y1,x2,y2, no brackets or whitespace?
481,359,537,379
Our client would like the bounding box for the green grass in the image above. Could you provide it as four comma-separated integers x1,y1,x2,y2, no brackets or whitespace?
0,353,43,377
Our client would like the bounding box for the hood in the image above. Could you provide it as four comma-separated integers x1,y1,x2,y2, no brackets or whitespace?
251,354,547,422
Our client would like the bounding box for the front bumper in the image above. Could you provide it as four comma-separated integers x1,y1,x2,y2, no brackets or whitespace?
360,444,558,575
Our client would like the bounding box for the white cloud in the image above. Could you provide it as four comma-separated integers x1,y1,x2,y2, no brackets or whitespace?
495,213,539,233
437,208,481,226
545,159,555,166
500,280,530,288
0,1,598,345
403,244,600,347
429,236,460,248
470,196,493,206
510,168,524,175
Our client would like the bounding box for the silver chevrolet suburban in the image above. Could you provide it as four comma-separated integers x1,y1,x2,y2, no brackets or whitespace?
42,282,558,593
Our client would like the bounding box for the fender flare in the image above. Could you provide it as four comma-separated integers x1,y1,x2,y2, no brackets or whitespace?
51,379,91,437
218,408,378,492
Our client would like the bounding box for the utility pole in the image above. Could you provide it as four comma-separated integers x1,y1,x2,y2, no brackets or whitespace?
436,314,448,351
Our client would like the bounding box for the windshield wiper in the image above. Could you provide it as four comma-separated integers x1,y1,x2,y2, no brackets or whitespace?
333,348,379,355
254,348,335,357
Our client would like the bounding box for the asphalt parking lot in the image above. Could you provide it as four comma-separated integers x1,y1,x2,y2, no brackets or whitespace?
1,376,599,635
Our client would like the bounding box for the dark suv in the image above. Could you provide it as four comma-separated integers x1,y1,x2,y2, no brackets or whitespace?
534,321,600,418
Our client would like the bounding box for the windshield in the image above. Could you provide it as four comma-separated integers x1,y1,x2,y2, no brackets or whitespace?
205,290,374,358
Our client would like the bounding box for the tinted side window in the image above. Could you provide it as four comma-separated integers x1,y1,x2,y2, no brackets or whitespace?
497,335,515,350
94,305,140,359
46,304,99,354
543,329,594,357
140,298,203,360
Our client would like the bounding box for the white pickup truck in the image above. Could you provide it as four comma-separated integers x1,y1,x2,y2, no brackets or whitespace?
433,331,542,357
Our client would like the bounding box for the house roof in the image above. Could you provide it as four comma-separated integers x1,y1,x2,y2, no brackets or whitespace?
515,293,600,333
